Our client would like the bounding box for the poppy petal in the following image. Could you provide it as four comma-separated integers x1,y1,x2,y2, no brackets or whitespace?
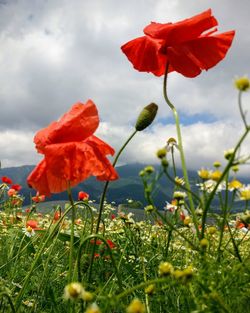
34,100,99,152
144,9,217,45
167,30,235,77
121,35,167,75
27,159,52,196
85,135,115,156
42,141,118,189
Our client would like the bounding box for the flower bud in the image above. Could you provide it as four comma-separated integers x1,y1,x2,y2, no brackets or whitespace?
234,76,250,91
156,148,167,159
158,262,174,276
144,205,155,213
232,165,239,173
145,284,155,295
213,161,221,168
161,158,169,168
200,238,209,249
207,226,217,235
224,149,234,160
64,282,84,300
173,191,186,201
127,298,145,313
144,166,155,174
135,103,158,131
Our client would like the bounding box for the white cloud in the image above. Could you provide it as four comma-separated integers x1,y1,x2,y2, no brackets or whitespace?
0,0,249,175
0,130,41,168
97,120,250,176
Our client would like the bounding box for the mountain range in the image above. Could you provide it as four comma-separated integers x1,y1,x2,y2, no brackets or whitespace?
0,163,248,210
0,163,183,208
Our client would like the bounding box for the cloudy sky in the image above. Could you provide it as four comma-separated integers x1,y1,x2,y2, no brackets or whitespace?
0,0,249,176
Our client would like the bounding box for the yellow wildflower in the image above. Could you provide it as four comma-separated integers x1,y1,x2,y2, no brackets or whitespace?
200,238,209,248
85,303,101,313
183,216,192,226
126,298,145,313
198,168,210,180
145,284,155,295
228,179,243,190
239,186,250,201
158,262,174,276
64,282,84,300
207,226,217,235
210,170,222,182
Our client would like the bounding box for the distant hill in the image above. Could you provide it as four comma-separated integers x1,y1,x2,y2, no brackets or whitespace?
0,163,172,208
0,163,248,210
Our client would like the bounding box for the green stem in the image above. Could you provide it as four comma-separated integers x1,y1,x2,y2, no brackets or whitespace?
201,127,249,238
0,292,16,313
238,90,248,129
14,204,76,309
67,183,76,283
163,66,199,236
217,173,229,260
226,221,242,262
88,129,138,283
171,147,177,178
77,234,123,290
115,277,174,302
95,129,137,235
163,168,201,204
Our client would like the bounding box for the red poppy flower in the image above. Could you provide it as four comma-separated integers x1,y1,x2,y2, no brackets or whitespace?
121,9,235,78
26,220,38,229
90,239,103,245
106,239,116,249
7,188,17,197
1,176,13,184
78,191,89,201
27,100,118,196
11,184,22,191
32,192,46,203
53,211,61,221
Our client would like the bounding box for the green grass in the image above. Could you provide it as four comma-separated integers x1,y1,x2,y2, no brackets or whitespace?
0,199,250,313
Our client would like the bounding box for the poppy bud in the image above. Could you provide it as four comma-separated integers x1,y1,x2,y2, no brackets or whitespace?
135,103,158,131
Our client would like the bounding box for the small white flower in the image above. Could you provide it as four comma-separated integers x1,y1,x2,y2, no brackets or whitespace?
164,201,177,212
173,191,187,200
197,180,226,193
22,226,35,237
238,184,250,201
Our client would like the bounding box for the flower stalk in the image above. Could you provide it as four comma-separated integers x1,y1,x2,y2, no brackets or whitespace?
163,63,199,236
67,183,76,283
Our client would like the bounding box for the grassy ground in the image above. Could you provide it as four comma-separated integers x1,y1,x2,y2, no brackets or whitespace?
0,199,250,313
